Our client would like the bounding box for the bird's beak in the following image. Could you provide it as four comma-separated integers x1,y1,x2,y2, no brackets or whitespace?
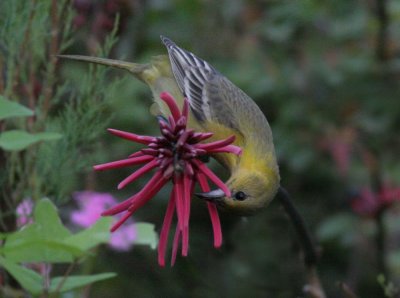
195,188,225,203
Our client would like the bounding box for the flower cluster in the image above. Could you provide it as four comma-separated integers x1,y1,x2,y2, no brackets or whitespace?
94,92,241,266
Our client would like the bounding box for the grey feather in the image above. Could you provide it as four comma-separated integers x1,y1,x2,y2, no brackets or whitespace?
160,36,274,150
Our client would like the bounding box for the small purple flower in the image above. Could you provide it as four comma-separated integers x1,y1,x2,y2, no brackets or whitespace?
72,191,137,251
16,199,34,227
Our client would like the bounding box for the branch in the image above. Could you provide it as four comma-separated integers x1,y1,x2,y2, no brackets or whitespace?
375,0,389,62
277,187,326,298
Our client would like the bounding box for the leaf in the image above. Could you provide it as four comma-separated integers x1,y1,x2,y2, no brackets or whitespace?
49,273,116,293
65,217,113,251
2,199,113,263
0,96,34,120
0,256,43,295
2,199,82,263
134,223,158,250
316,213,357,246
0,130,62,151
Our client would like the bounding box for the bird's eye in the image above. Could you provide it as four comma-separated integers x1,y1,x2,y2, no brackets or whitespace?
234,191,247,201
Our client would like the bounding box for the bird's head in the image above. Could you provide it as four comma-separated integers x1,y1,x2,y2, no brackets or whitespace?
196,167,280,215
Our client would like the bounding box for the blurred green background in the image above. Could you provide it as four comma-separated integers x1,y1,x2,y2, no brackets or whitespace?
1,0,400,297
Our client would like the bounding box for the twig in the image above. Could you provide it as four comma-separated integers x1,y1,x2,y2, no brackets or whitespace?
41,0,60,121
338,282,359,298
277,187,326,298
363,148,388,277
375,0,389,62
50,260,77,297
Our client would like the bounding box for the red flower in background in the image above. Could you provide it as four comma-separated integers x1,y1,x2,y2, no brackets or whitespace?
351,183,400,217
94,92,241,266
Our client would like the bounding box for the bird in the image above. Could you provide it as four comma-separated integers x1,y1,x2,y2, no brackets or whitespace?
58,36,280,215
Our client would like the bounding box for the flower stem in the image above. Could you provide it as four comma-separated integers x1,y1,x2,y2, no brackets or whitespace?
277,187,326,298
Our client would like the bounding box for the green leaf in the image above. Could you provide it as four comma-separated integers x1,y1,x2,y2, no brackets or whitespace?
49,273,116,293
2,199,113,263
317,213,358,246
0,256,43,295
2,199,81,263
0,96,34,120
65,217,113,251
0,130,62,151
135,223,158,250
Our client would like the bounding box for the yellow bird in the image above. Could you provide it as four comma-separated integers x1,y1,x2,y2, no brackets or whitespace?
58,36,280,215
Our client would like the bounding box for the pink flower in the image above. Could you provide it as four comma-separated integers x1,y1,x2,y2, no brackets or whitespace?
16,199,34,227
72,191,137,252
94,92,242,266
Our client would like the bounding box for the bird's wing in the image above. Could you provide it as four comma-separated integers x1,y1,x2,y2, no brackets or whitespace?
160,36,241,132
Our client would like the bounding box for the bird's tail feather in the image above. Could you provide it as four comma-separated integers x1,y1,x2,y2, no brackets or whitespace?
57,55,149,82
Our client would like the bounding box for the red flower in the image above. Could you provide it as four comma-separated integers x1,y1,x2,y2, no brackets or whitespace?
351,183,400,217
94,92,241,266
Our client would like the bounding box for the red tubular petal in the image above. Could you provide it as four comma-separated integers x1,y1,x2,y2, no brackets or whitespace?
159,157,173,169
207,145,242,155
108,128,156,144
161,129,176,140
129,151,144,158
192,160,231,197
127,171,167,213
103,170,166,216
163,164,175,179
159,148,173,157
196,173,223,248
118,159,158,189
189,132,214,143
174,176,185,232
171,225,181,266
174,117,186,133
185,162,194,177
207,203,222,248
101,197,135,216
197,135,236,150
140,148,159,156
177,130,192,148
182,98,189,120
110,210,133,232
181,174,192,256
168,115,176,131
93,155,154,171
160,92,181,121
158,190,176,267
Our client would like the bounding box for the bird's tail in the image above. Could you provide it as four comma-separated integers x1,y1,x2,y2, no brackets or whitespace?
57,55,149,82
